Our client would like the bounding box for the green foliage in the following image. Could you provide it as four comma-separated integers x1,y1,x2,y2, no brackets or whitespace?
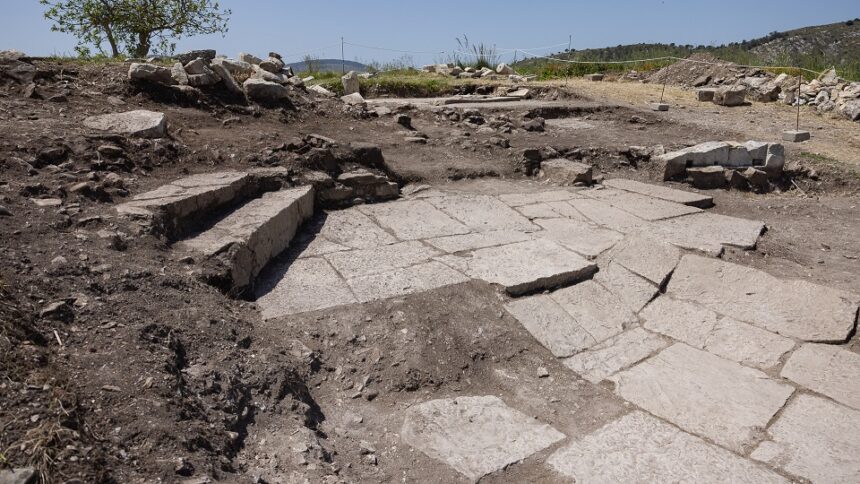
450,35,499,69
314,70,461,97
40,0,231,58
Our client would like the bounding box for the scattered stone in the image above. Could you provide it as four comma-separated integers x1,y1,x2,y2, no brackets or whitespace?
0,205,11,217
696,88,716,102
650,102,669,111
540,159,593,185
782,129,810,142
496,63,514,75
83,110,167,138
740,167,769,192
237,52,262,65
692,75,712,87
342,70,360,95
522,117,545,132
610,343,794,452
586,73,604,81
667,254,858,342
0,467,38,484
308,84,335,97
243,78,289,102
128,63,174,84
175,49,216,64
437,238,597,296
713,84,747,106
781,343,860,410
687,166,727,189
401,396,564,482
563,328,668,383
210,62,244,95
751,394,860,484
258,56,285,73
39,301,73,321
403,136,426,144
548,412,789,484
341,92,366,106
396,114,412,129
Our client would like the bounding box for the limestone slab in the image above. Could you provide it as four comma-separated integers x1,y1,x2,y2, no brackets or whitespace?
567,198,648,233
401,395,565,482
585,189,701,221
515,203,561,219
641,296,795,370
652,212,764,252
324,241,438,278
498,190,578,207
610,343,795,452
256,257,357,319
427,195,536,232
544,201,588,220
436,239,597,296
751,394,860,484
83,109,167,138
609,233,680,286
505,295,602,358
563,328,668,383
668,255,858,342
781,343,860,410
347,261,469,303
358,200,470,240
534,218,623,259
316,209,397,249
425,230,533,253
593,262,658,313
548,411,789,484
604,178,714,208
551,281,637,345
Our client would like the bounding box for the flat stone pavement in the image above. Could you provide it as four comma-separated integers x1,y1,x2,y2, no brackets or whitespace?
254,180,860,483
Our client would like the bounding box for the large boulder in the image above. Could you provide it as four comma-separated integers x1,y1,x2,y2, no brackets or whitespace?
83,110,167,138
839,100,860,121
342,71,360,95
259,56,285,74
175,49,216,64
210,63,243,94
243,78,290,102
713,85,747,106
539,159,593,185
128,62,174,84
171,62,189,85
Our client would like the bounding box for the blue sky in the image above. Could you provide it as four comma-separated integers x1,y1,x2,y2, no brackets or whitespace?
1,1,858,65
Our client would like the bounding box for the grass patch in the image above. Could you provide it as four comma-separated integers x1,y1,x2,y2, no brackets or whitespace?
313,69,475,97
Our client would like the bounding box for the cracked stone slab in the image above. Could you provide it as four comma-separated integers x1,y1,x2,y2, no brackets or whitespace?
425,230,534,253
608,234,680,286
401,395,565,482
314,209,398,249
256,257,357,319
563,327,669,383
781,343,860,410
604,178,714,208
534,218,623,259
498,190,579,207
347,261,469,303
324,241,439,278
651,212,765,253
548,411,789,484
505,280,637,357
436,239,597,296
610,343,795,452
567,198,649,233
584,188,702,221
668,255,859,342
641,296,795,370
593,262,658,313
427,195,537,232
358,200,470,240
751,394,860,484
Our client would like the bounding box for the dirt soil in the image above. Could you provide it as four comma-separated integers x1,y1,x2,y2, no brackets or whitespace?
1,60,859,483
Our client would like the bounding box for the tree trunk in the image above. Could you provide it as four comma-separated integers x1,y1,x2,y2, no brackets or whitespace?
133,31,151,58
104,27,119,58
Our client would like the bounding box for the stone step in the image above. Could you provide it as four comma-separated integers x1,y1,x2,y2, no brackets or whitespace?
180,186,314,291
116,168,290,239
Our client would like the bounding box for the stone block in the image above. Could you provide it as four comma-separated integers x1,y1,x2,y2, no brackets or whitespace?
342,70,360,95
650,102,669,111
713,84,747,106
782,130,810,142
687,166,727,189
696,88,716,102
539,159,593,185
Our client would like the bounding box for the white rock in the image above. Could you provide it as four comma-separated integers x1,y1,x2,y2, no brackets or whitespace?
83,110,167,138
342,70,360,95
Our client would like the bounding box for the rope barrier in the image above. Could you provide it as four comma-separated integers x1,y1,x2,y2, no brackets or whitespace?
343,41,445,55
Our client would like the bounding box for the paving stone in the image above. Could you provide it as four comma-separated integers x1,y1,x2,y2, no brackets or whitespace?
668,255,858,342
256,257,357,319
651,212,765,253
505,295,602,358
508,280,638,357
563,328,669,383
296,236,350,258
751,394,860,484
348,261,469,303
427,195,536,232
358,200,470,240
436,239,597,296
593,261,658,313
498,190,579,207
315,209,397,249
515,203,561,219
585,188,702,221
401,395,565,482
781,343,860,410
425,230,533,253
325,241,439,278
534,218,623,259
610,343,795,452
544,201,588,220
608,233,680,286
548,411,789,484
567,198,649,233
641,296,795,369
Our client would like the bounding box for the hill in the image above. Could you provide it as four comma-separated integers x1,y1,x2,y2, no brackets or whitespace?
514,19,860,80
287,58,367,74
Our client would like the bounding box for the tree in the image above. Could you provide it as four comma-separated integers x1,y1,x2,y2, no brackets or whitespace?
41,0,231,58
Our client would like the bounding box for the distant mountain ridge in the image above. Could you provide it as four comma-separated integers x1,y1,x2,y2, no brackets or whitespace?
287,59,367,73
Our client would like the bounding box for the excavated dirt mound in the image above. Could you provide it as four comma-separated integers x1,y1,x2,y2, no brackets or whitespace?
648,53,764,87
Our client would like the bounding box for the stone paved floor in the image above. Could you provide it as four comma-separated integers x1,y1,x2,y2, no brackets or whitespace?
255,181,860,483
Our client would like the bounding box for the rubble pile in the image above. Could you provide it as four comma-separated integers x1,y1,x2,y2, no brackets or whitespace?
421,62,536,83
